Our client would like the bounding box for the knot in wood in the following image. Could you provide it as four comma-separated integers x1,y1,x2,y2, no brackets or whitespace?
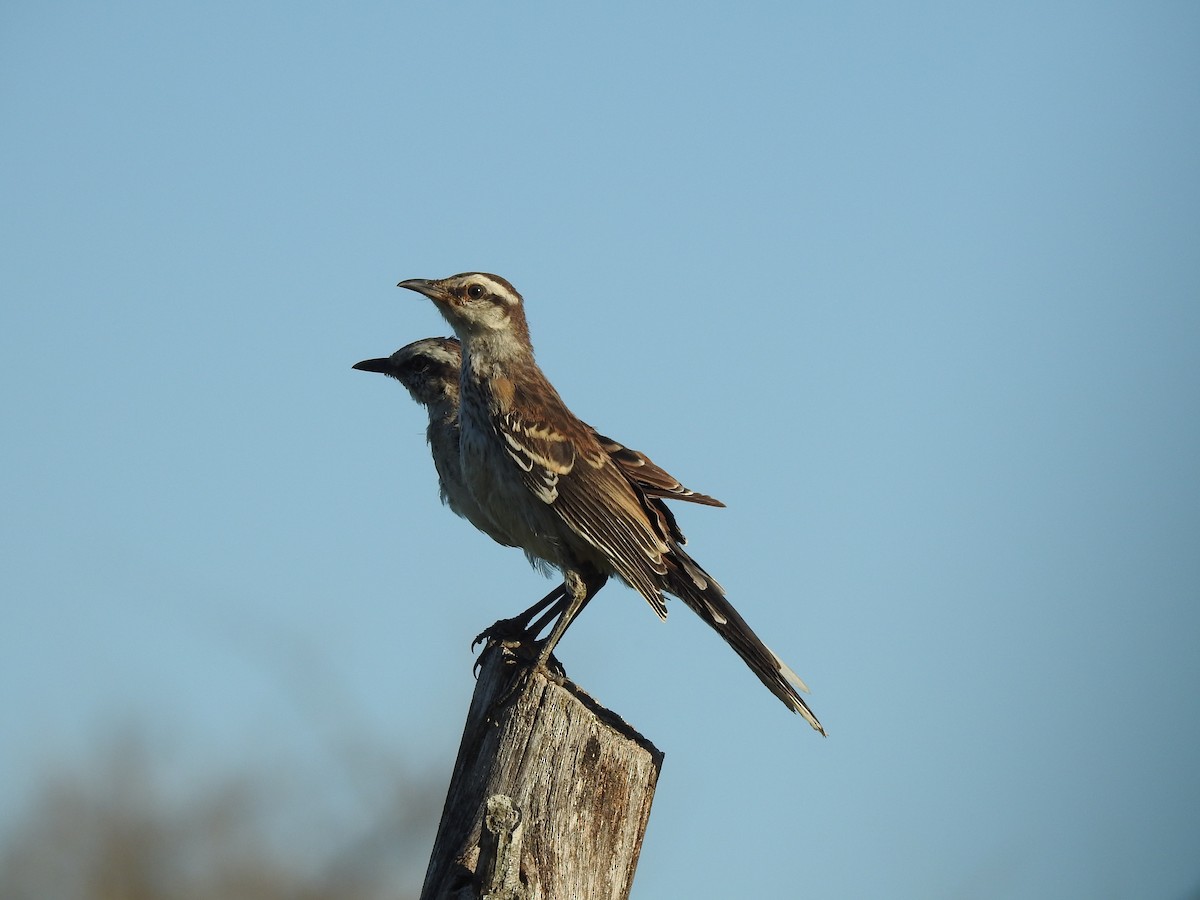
480,793,525,900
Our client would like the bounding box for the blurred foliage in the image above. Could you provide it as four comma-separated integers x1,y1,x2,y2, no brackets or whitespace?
0,730,441,900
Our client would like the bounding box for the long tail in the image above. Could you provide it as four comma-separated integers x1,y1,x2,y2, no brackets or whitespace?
665,545,826,735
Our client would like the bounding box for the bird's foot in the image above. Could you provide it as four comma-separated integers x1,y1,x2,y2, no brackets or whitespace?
472,614,540,652
472,616,541,678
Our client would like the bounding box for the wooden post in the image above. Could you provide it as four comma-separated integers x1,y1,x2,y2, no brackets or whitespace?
419,641,664,900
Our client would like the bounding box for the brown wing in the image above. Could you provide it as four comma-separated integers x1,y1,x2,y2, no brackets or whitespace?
493,409,671,619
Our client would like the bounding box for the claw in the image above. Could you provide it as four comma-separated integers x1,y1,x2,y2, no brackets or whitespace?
470,585,571,656
472,615,538,651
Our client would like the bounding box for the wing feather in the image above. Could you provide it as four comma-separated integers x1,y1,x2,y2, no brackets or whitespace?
493,409,671,618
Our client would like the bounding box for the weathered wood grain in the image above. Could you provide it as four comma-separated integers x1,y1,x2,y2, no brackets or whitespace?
420,641,664,900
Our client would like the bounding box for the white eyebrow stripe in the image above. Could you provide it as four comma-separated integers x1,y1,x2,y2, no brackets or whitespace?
393,336,461,362
471,274,517,301
420,345,461,365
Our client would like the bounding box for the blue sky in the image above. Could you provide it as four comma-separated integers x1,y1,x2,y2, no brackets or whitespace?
3,2,1199,897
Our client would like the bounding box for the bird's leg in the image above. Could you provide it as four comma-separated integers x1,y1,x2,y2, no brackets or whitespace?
472,583,569,650
531,569,606,671
486,570,606,715
525,594,571,641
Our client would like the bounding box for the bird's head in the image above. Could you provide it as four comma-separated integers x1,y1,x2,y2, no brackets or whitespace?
398,273,531,351
352,336,462,409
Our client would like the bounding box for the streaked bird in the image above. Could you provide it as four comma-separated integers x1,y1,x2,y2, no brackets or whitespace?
398,274,825,733
353,336,722,639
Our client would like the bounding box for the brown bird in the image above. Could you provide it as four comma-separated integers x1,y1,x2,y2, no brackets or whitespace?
353,336,722,639
399,274,825,733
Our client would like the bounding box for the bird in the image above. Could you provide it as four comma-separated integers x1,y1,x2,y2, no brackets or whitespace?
398,273,825,734
352,336,723,641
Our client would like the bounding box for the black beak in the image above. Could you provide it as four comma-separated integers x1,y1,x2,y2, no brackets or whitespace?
352,357,393,374
397,278,448,302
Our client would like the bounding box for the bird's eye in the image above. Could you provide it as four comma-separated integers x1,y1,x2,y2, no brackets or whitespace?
466,284,485,300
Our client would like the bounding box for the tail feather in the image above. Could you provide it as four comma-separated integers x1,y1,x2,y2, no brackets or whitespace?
665,546,826,736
